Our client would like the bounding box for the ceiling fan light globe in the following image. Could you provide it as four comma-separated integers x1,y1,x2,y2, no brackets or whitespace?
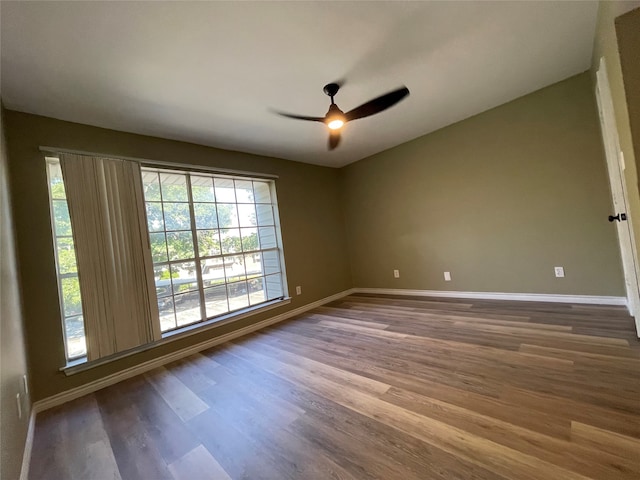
328,119,344,130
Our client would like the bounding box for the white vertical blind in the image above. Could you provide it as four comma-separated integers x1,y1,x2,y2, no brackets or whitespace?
60,154,160,360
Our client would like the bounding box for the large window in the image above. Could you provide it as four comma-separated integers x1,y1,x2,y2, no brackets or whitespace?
46,158,87,360
46,156,287,363
142,168,285,333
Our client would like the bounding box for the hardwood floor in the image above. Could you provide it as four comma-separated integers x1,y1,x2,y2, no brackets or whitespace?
30,294,640,480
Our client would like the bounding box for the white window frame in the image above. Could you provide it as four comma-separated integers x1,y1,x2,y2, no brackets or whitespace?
141,165,290,335
42,148,290,370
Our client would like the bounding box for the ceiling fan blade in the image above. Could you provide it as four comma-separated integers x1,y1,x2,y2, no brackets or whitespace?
344,86,409,122
276,112,325,122
328,130,341,150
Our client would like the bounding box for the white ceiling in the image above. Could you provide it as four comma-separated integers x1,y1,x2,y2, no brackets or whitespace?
1,1,601,167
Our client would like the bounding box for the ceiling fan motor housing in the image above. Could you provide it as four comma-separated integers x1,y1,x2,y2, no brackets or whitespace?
323,83,341,98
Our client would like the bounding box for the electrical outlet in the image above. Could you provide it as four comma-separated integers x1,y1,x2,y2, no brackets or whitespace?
444,271,451,281
554,266,565,278
23,374,29,395
16,393,22,420
393,270,400,278
295,286,302,295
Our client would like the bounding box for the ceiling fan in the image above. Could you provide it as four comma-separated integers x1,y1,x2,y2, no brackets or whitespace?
276,83,410,150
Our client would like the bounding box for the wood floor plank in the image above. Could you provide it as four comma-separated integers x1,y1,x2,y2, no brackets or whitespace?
51,395,122,480
570,422,640,461
500,386,640,439
232,337,392,396
214,342,505,480
519,343,640,367
145,366,209,422
95,380,174,480
29,406,73,480
120,375,201,465
186,408,286,480
166,353,219,394
262,359,591,480
29,294,640,480
382,386,639,479
168,445,232,480
255,330,573,439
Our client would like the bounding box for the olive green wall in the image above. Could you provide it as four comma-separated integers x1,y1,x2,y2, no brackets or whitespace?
4,110,352,401
1,105,31,480
341,72,625,295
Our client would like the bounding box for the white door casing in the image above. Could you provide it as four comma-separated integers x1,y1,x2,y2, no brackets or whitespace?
595,57,640,336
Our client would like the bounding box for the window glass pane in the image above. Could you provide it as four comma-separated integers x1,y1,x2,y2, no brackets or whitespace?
161,173,188,201
171,262,199,293
265,274,284,300
56,237,78,275
47,159,87,361
49,162,66,199
241,228,259,252
146,202,165,232
175,291,201,327
167,231,194,261
220,228,241,254
201,259,227,287
224,255,246,282
253,182,271,203
164,203,191,231
142,167,284,333
255,204,274,226
64,315,86,358
234,180,254,203
214,178,236,203
61,276,83,316
262,249,281,275
204,285,229,318
194,203,218,230
190,176,215,202
197,230,221,257
237,204,257,227
52,200,72,236
158,297,176,331
216,204,237,228
154,265,174,297
227,281,249,311
248,277,266,305
245,252,263,278
142,171,161,201
150,232,168,263
258,226,277,249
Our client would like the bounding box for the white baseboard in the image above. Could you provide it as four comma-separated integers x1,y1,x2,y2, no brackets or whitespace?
352,288,627,306
33,288,356,413
19,408,36,480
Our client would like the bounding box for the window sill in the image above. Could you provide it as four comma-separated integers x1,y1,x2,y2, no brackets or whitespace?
61,297,291,376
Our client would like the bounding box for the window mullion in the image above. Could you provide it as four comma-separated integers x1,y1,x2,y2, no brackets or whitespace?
185,173,207,322
213,185,230,315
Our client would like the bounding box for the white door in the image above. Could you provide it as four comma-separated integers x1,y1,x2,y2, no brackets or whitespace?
595,57,640,336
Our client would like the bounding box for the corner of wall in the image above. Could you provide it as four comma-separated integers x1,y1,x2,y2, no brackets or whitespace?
0,102,33,480
336,165,356,290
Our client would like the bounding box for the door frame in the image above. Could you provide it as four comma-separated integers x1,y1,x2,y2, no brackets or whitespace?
595,56,640,336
